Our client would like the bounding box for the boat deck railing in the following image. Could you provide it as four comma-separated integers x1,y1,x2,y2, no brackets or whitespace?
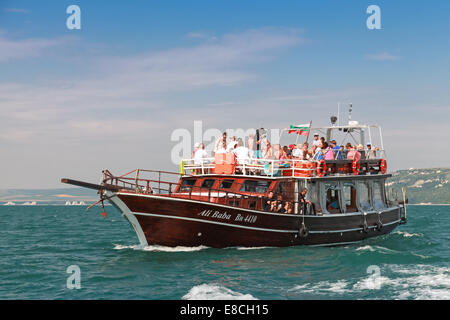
181,154,388,178
101,169,311,215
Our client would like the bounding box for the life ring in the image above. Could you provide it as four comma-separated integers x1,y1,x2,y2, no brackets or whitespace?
316,160,327,177
380,158,387,174
299,224,309,238
352,159,360,175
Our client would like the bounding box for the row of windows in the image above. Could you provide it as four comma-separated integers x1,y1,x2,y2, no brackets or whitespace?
316,180,386,214
179,178,271,193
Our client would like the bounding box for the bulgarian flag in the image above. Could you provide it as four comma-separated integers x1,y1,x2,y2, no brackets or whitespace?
288,123,311,136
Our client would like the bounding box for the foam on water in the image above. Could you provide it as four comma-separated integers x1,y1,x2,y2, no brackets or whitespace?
289,280,351,294
394,231,424,238
113,244,209,252
355,245,399,254
182,283,258,300
289,264,450,299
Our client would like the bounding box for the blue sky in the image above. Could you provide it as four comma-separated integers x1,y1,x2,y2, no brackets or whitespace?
0,0,449,188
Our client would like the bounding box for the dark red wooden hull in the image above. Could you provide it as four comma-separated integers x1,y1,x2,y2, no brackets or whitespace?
110,191,402,248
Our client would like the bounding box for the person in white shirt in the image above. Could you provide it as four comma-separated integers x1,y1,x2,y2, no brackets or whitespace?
226,136,238,152
312,134,321,148
194,143,208,165
233,138,250,164
214,132,227,154
291,144,303,158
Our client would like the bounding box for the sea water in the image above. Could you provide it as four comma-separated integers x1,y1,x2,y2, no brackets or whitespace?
0,205,448,300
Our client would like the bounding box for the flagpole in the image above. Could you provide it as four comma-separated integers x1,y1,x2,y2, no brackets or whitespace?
305,120,312,143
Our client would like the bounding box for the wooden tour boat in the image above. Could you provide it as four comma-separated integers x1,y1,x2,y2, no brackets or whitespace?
62,114,407,248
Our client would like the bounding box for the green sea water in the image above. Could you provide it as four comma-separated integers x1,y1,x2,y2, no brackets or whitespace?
0,205,449,300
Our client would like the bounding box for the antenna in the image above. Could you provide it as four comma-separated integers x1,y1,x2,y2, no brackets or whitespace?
337,102,340,126
348,103,352,123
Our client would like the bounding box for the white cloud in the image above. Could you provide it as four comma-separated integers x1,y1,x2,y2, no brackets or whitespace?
0,34,67,62
0,28,304,150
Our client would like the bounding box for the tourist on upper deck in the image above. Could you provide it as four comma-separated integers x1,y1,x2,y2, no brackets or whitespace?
264,140,273,159
255,128,266,159
323,142,335,160
357,144,366,159
313,144,324,161
226,136,238,152
283,145,291,158
292,144,302,158
346,143,361,161
192,142,200,157
312,133,321,147
366,143,380,159
340,145,346,159
330,140,342,160
248,132,256,157
194,143,208,164
301,142,311,160
215,132,227,154
234,138,251,164
287,144,295,157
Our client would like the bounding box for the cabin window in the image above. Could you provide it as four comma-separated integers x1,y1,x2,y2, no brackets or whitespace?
276,182,285,194
219,179,234,189
323,182,341,213
373,181,386,210
275,181,295,201
307,182,318,206
342,183,358,213
229,200,240,206
201,179,215,189
239,180,271,193
357,181,372,211
180,179,196,192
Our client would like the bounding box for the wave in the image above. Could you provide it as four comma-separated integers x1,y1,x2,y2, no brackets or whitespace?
236,246,272,250
355,245,399,254
289,264,450,299
113,244,209,252
394,231,424,238
289,280,351,294
182,283,258,300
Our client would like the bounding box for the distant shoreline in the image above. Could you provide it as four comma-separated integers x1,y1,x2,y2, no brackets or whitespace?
408,203,450,206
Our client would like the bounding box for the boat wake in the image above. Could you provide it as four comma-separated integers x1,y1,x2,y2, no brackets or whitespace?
182,283,258,300
113,244,209,252
289,264,450,299
355,245,399,254
393,231,424,238
235,246,272,251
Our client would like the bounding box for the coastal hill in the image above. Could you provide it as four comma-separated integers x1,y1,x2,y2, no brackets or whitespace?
1,168,449,205
387,168,450,204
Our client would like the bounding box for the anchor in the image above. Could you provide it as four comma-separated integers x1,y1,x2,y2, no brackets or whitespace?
86,191,115,218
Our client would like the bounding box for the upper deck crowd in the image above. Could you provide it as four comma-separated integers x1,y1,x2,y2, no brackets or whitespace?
192,129,380,165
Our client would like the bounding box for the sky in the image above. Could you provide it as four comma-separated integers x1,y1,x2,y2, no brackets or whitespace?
0,0,449,188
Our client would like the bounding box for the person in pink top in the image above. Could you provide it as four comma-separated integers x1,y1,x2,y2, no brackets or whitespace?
346,143,361,161
323,142,335,160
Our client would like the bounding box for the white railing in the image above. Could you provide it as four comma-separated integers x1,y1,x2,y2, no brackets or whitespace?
181,157,316,178
181,151,388,178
